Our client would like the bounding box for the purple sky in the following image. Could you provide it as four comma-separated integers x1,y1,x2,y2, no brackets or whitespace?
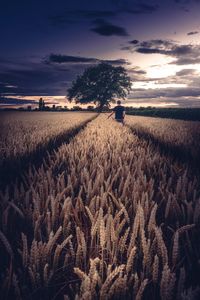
1,0,200,108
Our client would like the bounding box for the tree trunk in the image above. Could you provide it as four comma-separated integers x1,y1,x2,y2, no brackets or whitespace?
98,100,107,112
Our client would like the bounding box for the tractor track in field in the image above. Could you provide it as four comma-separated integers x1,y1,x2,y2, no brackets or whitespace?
0,114,98,191
126,123,200,176
1,114,199,192
1,115,200,299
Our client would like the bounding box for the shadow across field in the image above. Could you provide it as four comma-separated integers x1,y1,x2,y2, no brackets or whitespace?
0,114,98,191
127,124,200,174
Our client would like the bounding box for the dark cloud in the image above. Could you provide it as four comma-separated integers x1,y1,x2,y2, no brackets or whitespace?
126,39,170,54
129,39,139,44
49,10,117,25
136,40,192,56
126,96,200,108
121,46,133,51
0,97,38,106
122,39,200,65
46,54,98,64
45,54,129,65
128,67,146,75
91,19,129,36
187,31,198,35
126,66,148,82
122,39,175,53
131,87,200,99
49,4,159,26
136,48,160,54
170,57,200,65
147,68,200,87
104,58,130,65
176,69,197,76
132,39,173,48
172,45,193,56
0,60,71,97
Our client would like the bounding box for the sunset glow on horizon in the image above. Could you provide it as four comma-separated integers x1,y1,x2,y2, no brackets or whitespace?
1,0,200,108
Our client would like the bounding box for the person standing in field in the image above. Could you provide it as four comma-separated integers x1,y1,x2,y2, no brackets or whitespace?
107,100,125,124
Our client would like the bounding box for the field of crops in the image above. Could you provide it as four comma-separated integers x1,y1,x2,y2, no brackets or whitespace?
0,113,200,300
125,115,200,162
0,112,97,187
0,112,97,162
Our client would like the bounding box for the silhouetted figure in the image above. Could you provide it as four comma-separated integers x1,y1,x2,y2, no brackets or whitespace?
39,98,45,110
107,100,125,124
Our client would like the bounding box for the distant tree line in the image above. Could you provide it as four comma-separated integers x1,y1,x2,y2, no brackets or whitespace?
126,107,200,122
2,104,200,122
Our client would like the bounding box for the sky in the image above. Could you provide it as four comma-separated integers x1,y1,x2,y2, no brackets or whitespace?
1,0,200,108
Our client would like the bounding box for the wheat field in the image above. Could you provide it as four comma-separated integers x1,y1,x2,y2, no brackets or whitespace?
125,115,200,163
0,112,97,162
0,112,97,188
0,113,200,300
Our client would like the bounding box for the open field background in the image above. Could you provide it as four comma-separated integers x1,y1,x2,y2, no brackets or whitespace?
126,108,200,122
0,112,200,299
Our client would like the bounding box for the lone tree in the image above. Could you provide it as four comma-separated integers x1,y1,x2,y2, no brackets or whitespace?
67,63,132,110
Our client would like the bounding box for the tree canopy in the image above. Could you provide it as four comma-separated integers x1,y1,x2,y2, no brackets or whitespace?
67,63,132,110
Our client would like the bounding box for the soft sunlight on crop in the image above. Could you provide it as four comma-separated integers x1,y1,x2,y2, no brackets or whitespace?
1,114,200,299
